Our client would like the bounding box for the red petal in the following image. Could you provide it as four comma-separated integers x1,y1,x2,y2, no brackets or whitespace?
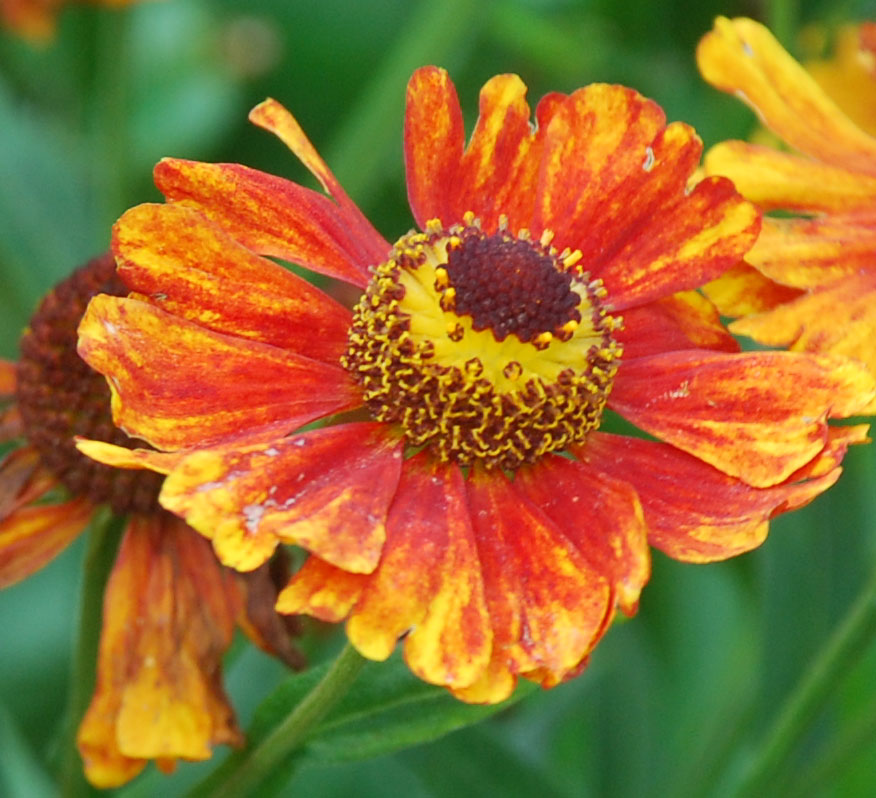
609,350,875,487
78,514,242,788
404,66,465,228
513,454,650,615
160,423,402,573
113,203,352,364
154,159,384,287
0,358,15,396
346,454,491,689
78,294,360,451
276,555,367,622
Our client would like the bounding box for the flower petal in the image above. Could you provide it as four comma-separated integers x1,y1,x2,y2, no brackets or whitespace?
346,454,491,690
154,159,385,288
464,468,613,693
0,497,93,588
113,203,352,363
160,423,402,573
0,446,58,518
704,141,876,213
696,16,876,173
617,290,739,360
609,350,875,487
276,555,367,622
77,514,242,788
730,274,876,414
77,294,360,451
702,262,803,317
404,66,465,228
514,454,650,614
74,439,182,475
579,432,847,563
0,358,15,396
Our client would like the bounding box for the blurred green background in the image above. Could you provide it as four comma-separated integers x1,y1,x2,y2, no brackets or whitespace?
3,0,876,795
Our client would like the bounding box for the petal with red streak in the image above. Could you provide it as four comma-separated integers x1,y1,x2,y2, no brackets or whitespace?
702,262,803,317
579,432,849,563
704,141,876,213
113,203,352,363
730,274,876,414
617,290,739,360
404,66,465,228
276,555,367,622
0,497,93,589
77,514,242,789
465,468,613,692
513,454,650,615
0,446,58,518
78,294,360,451
346,455,491,690
609,350,875,487
160,423,402,573
696,16,876,174
154,159,384,287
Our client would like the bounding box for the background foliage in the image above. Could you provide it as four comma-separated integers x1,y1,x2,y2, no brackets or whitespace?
2,0,876,795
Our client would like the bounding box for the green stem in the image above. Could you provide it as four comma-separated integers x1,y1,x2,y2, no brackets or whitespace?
199,643,368,798
766,0,799,53
59,511,124,798
734,563,876,796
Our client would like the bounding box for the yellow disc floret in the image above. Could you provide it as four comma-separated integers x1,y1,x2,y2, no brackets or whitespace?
342,214,622,470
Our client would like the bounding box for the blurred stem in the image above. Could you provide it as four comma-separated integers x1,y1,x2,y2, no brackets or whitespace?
766,0,798,52
734,563,876,796
194,643,368,798
59,511,124,798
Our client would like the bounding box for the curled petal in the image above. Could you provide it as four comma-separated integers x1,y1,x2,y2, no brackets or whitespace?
77,514,242,788
77,295,360,451
730,274,876,414
579,432,853,563
154,159,385,287
610,350,876,487
704,141,876,213
113,203,352,363
696,16,876,173
160,424,403,573
346,455,491,690
276,556,367,622
703,262,803,317
0,497,93,589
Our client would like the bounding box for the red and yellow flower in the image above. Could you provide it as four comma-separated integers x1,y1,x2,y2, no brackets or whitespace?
77,67,874,704
697,17,876,412
0,255,302,787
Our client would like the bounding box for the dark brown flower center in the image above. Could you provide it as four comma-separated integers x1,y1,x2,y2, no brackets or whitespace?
15,254,164,515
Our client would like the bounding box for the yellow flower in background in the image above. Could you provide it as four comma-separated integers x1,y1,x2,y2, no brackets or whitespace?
698,17,876,412
0,255,302,787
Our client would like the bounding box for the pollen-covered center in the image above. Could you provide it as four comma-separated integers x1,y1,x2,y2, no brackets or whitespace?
343,214,623,470
15,254,165,515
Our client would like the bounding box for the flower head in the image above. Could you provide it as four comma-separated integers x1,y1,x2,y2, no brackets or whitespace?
78,68,874,703
0,254,302,787
697,17,876,411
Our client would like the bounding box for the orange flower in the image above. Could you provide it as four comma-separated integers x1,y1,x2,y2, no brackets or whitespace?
0,255,302,787
77,68,874,704
0,0,144,41
697,17,876,412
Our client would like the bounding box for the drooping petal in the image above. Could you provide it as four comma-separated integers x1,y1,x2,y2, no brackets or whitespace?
275,555,367,622
704,141,876,213
464,468,613,697
77,294,360,451
154,159,384,288
744,213,876,289
0,497,93,589
579,432,848,563
0,446,58,518
616,290,739,360
77,513,243,789
513,454,650,615
113,203,352,363
249,99,390,266
696,16,876,174
702,262,803,317
730,274,876,414
609,350,875,487
404,66,465,228
159,423,403,573
346,454,491,690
